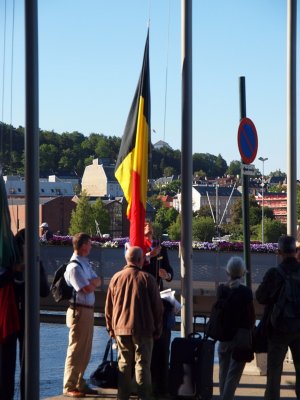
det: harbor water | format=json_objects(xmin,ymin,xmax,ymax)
[{"xmin": 15, "ymin": 322, "xmax": 210, "ymax": 399}]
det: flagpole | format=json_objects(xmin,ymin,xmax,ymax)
[
  {"xmin": 24, "ymin": 0, "xmax": 40, "ymax": 398},
  {"xmin": 180, "ymin": 0, "xmax": 193, "ymax": 337},
  {"xmin": 287, "ymin": 0, "xmax": 297, "ymax": 237}
]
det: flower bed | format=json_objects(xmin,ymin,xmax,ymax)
[{"xmin": 41, "ymin": 235, "xmax": 278, "ymax": 253}]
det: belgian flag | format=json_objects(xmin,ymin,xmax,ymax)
[{"xmin": 115, "ymin": 31, "xmax": 151, "ymax": 249}]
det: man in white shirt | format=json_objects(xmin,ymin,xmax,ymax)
[{"xmin": 63, "ymin": 232, "xmax": 101, "ymax": 398}]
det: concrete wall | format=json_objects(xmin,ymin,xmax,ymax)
[{"xmin": 41, "ymin": 245, "xmax": 279, "ymax": 294}]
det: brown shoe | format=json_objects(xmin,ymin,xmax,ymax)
[{"xmin": 64, "ymin": 390, "xmax": 86, "ymax": 398}]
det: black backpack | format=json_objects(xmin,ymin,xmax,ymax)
[
  {"xmin": 50, "ymin": 260, "xmax": 82, "ymax": 303},
  {"xmin": 271, "ymin": 266, "xmax": 300, "ymax": 333},
  {"xmin": 206, "ymin": 285, "xmax": 238, "ymax": 341}
]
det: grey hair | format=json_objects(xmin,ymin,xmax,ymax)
[{"xmin": 226, "ymin": 256, "xmax": 246, "ymax": 279}]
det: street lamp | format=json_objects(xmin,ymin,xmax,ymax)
[{"xmin": 258, "ymin": 157, "xmax": 268, "ymax": 243}]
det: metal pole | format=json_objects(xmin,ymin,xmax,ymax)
[
  {"xmin": 24, "ymin": 0, "xmax": 40, "ymax": 398},
  {"xmin": 180, "ymin": 0, "xmax": 193, "ymax": 337},
  {"xmin": 239, "ymin": 77, "xmax": 251, "ymax": 288},
  {"xmin": 262, "ymin": 161, "xmax": 264, "ymax": 243},
  {"xmin": 258, "ymin": 157, "xmax": 268, "ymax": 243},
  {"xmin": 287, "ymin": 0, "xmax": 297, "ymax": 237}
]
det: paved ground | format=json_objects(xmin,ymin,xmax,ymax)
[{"xmin": 43, "ymin": 361, "xmax": 297, "ymax": 399}]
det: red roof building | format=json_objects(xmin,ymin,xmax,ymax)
[{"xmin": 255, "ymin": 192, "xmax": 287, "ymax": 224}]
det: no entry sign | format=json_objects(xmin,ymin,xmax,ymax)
[{"xmin": 237, "ymin": 118, "xmax": 258, "ymax": 165}]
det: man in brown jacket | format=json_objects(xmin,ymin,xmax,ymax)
[{"xmin": 105, "ymin": 246, "xmax": 163, "ymax": 400}]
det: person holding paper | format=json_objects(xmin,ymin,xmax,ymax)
[{"xmin": 143, "ymin": 220, "xmax": 174, "ymax": 397}]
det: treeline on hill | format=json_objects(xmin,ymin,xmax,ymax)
[{"xmin": 0, "ymin": 122, "xmax": 241, "ymax": 179}]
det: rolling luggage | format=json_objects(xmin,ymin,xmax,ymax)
[{"xmin": 169, "ymin": 315, "xmax": 215, "ymax": 400}]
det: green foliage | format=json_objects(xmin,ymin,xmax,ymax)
[
  {"xmin": 159, "ymin": 180, "xmax": 181, "ymax": 196},
  {"xmin": 92, "ymin": 198, "xmax": 110, "ymax": 235},
  {"xmin": 193, "ymin": 205, "xmax": 215, "ymax": 219},
  {"xmin": 69, "ymin": 192, "xmax": 94, "ymax": 235},
  {"xmin": 222, "ymin": 223, "xmax": 243, "ymax": 241},
  {"xmin": 230, "ymin": 196, "xmax": 273, "ymax": 226},
  {"xmin": 226, "ymin": 160, "xmax": 241, "ymax": 176},
  {"xmin": 154, "ymin": 206, "xmax": 179, "ymax": 233},
  {"xmin": 193, "ymin": 153, "xmax": 227, "ymax": 177},
  {"xmin": 163, "ymin": 166, "xmax": 176, "ymax": 177},
  {"xmin": 269, "ymin": 169, "xmax": 286, "ymax": 178},
  {"xmin": 252, "ymin": 218, "xmax": 286, "ymax": 243},
  {"xmin": 192, "ymin": 216, "xmax": 216, "ymax": 241},
  {"xmin": 69, "ymin": 192, "xmax": 110, "ymax": 236},
  {"xmin": 268, "ymin": 184, "xmax": 286, "ymax": 193},
  {"xmin": 167, "ymin": 215, "xmax": 181, "ymax": 240},
  {"xmin": 148, "ymin": 195, "xmax": 163, "ymax": 211}
]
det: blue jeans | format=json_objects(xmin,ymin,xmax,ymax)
[
  {"xmin": 218, "ymin": 341, "xmax": 245, "ymax": 400},
  {"xmin": 265, "ymin": 330, "xmax": 300, "ymax": 400},
  {"xmin": 116, "ymin": 335, "xmax": 153, "ymax": 400}
]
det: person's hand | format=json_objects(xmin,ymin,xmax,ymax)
[
  {"xmin": 90, "ymin": 277, "xmax": 102, "ymax": 288},
  {"xmin": 150, "ymin": 246, "xmax": 161, "ymax": 258},
  {"xmin": 159, "ymin": 268, "xmax": 171, "ymax": 280}
]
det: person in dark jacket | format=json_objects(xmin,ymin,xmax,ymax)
[
  {"xmin": 256, "ymin": 235, "xmax": 300, "ymax": 400},
  {"xmin": 0, "ymin": 228, "xmax": 50, "ymax": 400},
  {"xmin": 142, "ymin": 220, "xmax": 174, "ymax": 397},
  {"xmin": 218, "ymin": 256, "xmax": 255, "ymax": 400}
]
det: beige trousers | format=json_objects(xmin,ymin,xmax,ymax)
[
  {"xmin": 63, "ymin": 307, "xmax": 94, "ymax": 393},
  {"xmin": 116, "ymin": 335, "xmax": 153, "ymax": 400}
]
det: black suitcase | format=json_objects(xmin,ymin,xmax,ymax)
[{"xmin": 169, "ymin": 315, "xmax": 215, "ymax": 399}]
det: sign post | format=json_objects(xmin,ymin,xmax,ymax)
[{"xmin": 238, "ymin": 78, "xmax": 258, "ymax": 288}]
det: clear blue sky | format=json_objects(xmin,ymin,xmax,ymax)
[{"xmin": 0, "ymin": 0, "xmax": 297, "ymax": 176}]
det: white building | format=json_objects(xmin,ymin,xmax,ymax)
[
  {"xmin": 81, "ymin": 158, "xmax": 123, "ymax": 197},
  {"xmin": 4, "ymin": 175, "xmax": 75, "ymax": 197},
  {"xmin": 173, "ymin": 185, "xmax": 241, "ymax": 224}
]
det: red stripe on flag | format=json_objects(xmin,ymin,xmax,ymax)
[{"xmin": 129, "ymin": 170, "xmax": 146, "ymax": 249}]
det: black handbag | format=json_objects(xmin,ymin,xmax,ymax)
[{"xmin": 90, "ymin": 338, "xmax": 118, "ymax": 388}]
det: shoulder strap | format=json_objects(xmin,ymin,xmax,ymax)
[
  {"xmin": 67, "ymin": 259, "xmax": 83, "ymax": 270},
  {"xmin": 67, "ymin": 260, "xmax": 83, "ymax": 311}
]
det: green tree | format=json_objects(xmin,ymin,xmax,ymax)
[
  {"xmin": 230, "ymin": 196, "xmax": 272, "ymax": 226},
  {"xmin": 154, "ymin": 207, "xmax": 179, "ymax": 233},
  {"xmin": 192, "ymin": 216, "xmax": 216, "ymax": 241},
  {"xmin": 226, "ymin": 160, "xmax": 242, "ymax": 176},
  {"xmin": 194, "ymin": 205, "xmax": 215, "ymax": 219},
  {"xmin": 148, "ymin": 195, "xmax": 163, "ymax": 211},
  {"xmin": 163, "ymin": 166, "xmax": 176, "ymax": 177},
  {"xmin": 92, "ymin": 199, "xmax": 110, "ymax": 236},
  {"xmin": 69, "ymin": 192, "xmax": 94, "ymax": 235},
  {"xmin": 194, "ymin": 170, "xmax": 206, "ymax": 180},
  {"xmin": 160, "ymin": 180, "xmax": 181, "ymax": 196},
  {"xmin": 167, "ymin": 215, "xmax": 181, "ymax": 240},
  {"xmin": 269, "ymin": 169, "xmax": 286, "ymax": 178},
  {"xmin": 39, "ymin": 143, "xmax": 60, "ymax": 175},
  {"xmin": 253, "ymin": 218, "xmax": 286, "ymax": 243}
]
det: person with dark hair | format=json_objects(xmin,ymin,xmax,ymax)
[
  {"xmin": 256, "ymin": 235, "xmax": 300, "ymax": 400},
  {"xmin": 63, "ymin": 232, "xmax": 102, "ymax": 398},
  {"xmin": 105, "ymin": 246, "xmax": 163, "ymax": 400},
  {"xmin": 142, "ymin": 220, "xmax": 174, "ymax": 397},
  {"xmin": 0, "ymin": 228, "xmax": 50, "ymax": 400}
]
